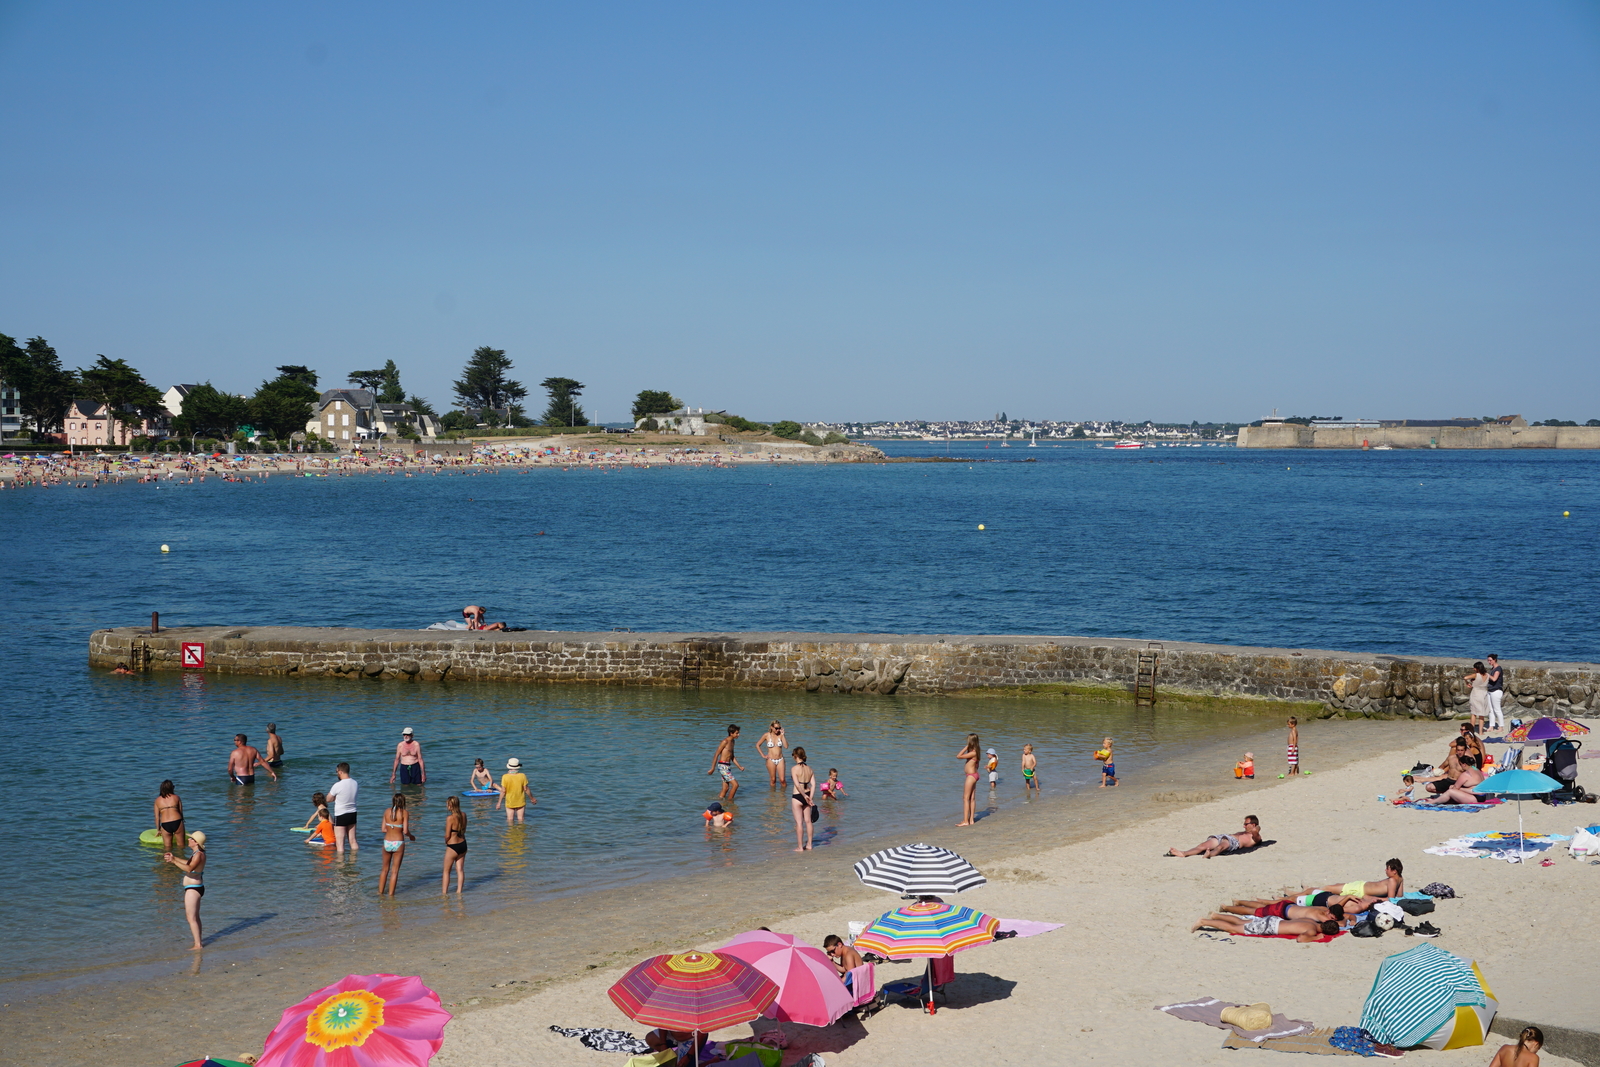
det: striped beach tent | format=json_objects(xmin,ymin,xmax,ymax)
[
  {"xmin": 1359, "ymin": 943, "xmax": 1497, "ymax": 1049},
  {"xmin": 853, "ymin": 843, "xmax": 986, "ymax": 896}
]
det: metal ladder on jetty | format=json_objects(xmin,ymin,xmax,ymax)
[
  {"xmin": 681, "ymin": 647, "xmax": 703, "ymax": 689},
  {"xmin": 1134, "ymin": 643, "xmax": 1162, "ymax": 706}
]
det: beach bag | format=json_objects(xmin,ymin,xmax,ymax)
[
  {"xmin": 1571, "ymin": 827, "xmax": 1600, "ymax": 858},
  {"xmin": 1398, "ymin": 898, "xmax": 1435, "ymax": 916},
  {"xmin": 810, "ymin": 803, "xmax": 820, "ymax": 823},
  {"xmin": 1350, "ymin": 918, "xmax": 1384, "ymax": 938},
  {"xmin": 1420, "ymin": 882, "xmax": 1456, "ymax": 898}
]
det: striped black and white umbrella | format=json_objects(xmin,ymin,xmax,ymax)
[{"xmin": 852, "ymin": 843, "xmax": 986, "ymax": 896}]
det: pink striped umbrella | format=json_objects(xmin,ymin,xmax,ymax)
[
  {"xmin": 718, "ymin": 930, "xmax": 855, "ymax": 1028},
  {"xmin": 608, "ymin": 951, "xmax": 778, "ymax": 1033}
]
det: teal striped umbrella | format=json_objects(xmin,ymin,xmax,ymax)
[{"xmin": 1360, "ymin": 944, "xmax": 1497, "ymax": 1049}]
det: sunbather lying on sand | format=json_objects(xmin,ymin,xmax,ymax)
[
  {"xmin": 1218, "ymin": 899, "xmax": 1345, "ymax": 924},
  {"xmin": 1166, "ymin": 816, "xmax": 1260, "ymax": 858},
  {"xmin": 1192, "ymin": 912, "xmax": 1341, "ymax": 942},
  {"xmin": 1304, "ymin": 858, "xmax": 1403, "ymax": 900}
]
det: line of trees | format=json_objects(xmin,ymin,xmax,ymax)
[{"xmin": 1, "ymin": 333, "xmax": 167, "ymax": 440}]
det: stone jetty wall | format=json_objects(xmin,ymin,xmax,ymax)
[
  {"xmin": 1238, "ymin": 423, "xmax": 1600, "ymax": 449},
  {"xmin": 88, "ymin": 626, "xmax": 1600, "ymax": 720}
]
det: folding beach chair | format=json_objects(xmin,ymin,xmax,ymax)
[{"xmin": 843, "ymin": 962, "xmax": 883, "ymax": 1018}]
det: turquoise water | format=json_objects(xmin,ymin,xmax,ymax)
[{"xmin": 0, "ymin": 442, "xmax": 1595, "ymax": 983}]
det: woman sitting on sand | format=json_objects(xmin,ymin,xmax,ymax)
[
  {"xmin": 1433, "ymin": 755, "xmax": 1485, "ymax": 805},
  {"xmin": 1489, "ymin": 1026, "xmax": 1543, "ymax": 1067}
]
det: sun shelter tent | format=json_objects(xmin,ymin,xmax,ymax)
[{"xmin": 1360, "ymin": 943, "xmax": 1497, "ymax": 1050}]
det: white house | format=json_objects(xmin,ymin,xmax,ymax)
[
  {"xmin": 163, "ymin": 384, "xmax": 198, "ymax": 419},
  {"xmin": 637, "ymin": 406, "xmax": 722, "ymax": 435}
]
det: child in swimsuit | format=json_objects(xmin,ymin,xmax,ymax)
[
  {"xmin": 1234, "ymin": 752, "xmax": 1255, "ymax": 779},
  {"xmin": 819, "ymin": 768, "xmax": 847, "ymax": 797},
  {"xmin": 703, "ymin": 801, "xmax": 734, "ymax": 829},
  {"xmin": 1098, "ymin": 738, "xmax": 1116, "ymax": 787},
  {"xmin": 301, "ymin": 791, "xmax": 335, "ymax": 846},
  {"xmin": 470, "ymin": 759, "xmax": 494, "ymax": 791},
  {"xmin": 1021, "ymin": 744, "xmax": 1039, "ymax": 795},
  {"xmin": 379, "ymin": 792, "xmax": 415, "ymax": 896},
  {"xmin": 986, "ymin": 749, "xmax": 999, "ymax": 786}
]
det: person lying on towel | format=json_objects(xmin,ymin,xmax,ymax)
[
  {"xmin": 1192, "ymin": 912, "xmax": 1340, "ymax": 942},
  {"xmin": 1216, "ymin": 898, "xmax": 1348, "ymax": 927},
  {"xmin": 1166, "ymin": 815, "xmax": 1261, "ymax": 858}
]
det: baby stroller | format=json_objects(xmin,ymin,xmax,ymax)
[{"xmin": 1540, "ymin": 737, "xmax": 1588, "ymax": 804}]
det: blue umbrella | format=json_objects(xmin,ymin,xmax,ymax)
[{"xmin": 1475, "ymin": 769, "xmax": 1559, "ymax": 862}]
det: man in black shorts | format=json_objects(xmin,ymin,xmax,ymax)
[
  {"xmin": 327, "ymin": 762, "xmax": 359, "ymax": 852},
  {"xmin": 227, "ymin": 733, "xmax": 277, "ymax": 785}
]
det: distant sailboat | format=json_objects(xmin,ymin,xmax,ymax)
[{"xmin": 1028, "ymin": 433, "xmax": 1037, "ymax": 447}]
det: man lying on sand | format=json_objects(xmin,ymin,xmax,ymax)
[
  {"xmin": 1166, "ymin": 815, "xmax": 1261, "ymax": 858},
  {"xmin": 1217, "ymin": 898, "xmax": 1346, "ymax": 925},
  {"xmin": 1192, "ymin": 912, "xmax": 1341, "ymax": 942},
  {"xmin": 1304, "ymin": 858, "xmax": 1404, "ymax": 900}
]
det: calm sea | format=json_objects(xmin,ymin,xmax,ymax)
[{"xmin": 1, "ymin": 441, "xmax": 1595, "ymax": 985}]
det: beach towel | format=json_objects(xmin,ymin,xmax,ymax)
[
  {"xmin": 548, "ymin": 1026, "xmax": 650, "ymax": 1054},
  {"xmin": 1425, "ymin": 832, "xmax": 1566, "ymax": 859},
  {"xmin": 1155, "ymin": 997, "xmax": 1314, "ymax": 1042},
  {"xmin": 1403, "ymin": 800, "xmax": 1503, "ymax": 812},
  {"xmin": 1220, "ymin": 1027, "xmax": 1360, "ymax": 1055},
  {"xmin": 1238, "ymin": 930, "xmax": 1344, "ymax": 943}
]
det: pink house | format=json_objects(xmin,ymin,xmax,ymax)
[{"xmin": 52, "ymin": 399, "xmax": 168, "ymax": 447}]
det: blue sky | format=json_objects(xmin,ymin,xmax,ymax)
[{"xmin": 2, "ymin": 2, "xmax": 1597, "ymax": 423}]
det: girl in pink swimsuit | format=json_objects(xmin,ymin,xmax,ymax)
[{"xmin": 956, "ymin": 733, "xmax": 980, "ymax": 827}]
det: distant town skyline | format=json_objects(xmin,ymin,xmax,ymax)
[{"xmin": 3, "ymin": 4, "xmax": 1597, "ymax": 424}]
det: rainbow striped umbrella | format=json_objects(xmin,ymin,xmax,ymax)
[
  {"xmin": 608, "ymin": 950, "xmax": 779, "ymax": 1034},
  {"xmin": 1506, "ymin": 717, "xmax": 1588, "ymax": 743},
  {"xmin": 853, "ymin": 899, "xmax": 1000, "ymax": 960}
]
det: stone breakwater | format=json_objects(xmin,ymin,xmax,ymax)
[{"xmin": 88, "ymin": 626, "xmax": 1599, "ymax": 719}]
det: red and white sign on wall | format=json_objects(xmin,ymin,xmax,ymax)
[{"xmin": 181, "ymin": 642, "xmax": 205, "ymax": 669}]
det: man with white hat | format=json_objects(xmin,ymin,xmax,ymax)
[{"xmin": 390, "ymin": 727, "xmax": 426, "ymax": 786}]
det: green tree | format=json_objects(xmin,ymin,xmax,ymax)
[
  {"xmin": 631, "ymin": 389, "xmax": 681, "ymax": 421},
  {"xmin": 407, "ymin": 394, "xmax": 437, "ymax": 417},
  {"xmin": 1, "ymin": 336, "xmax": 79, "ymax": 433},
  {"xmin": 439, "ymin": 410, "xmax": 475, "ymax": 432},
  {"xmin": 377, "ymin": 359, "xmax": 404, "ymax": 402},
  {"xmin": 274, "ymin": 365, "xmax": 319, "ymax": 389},
  {"xmin": 79, "ymin": 355, "xmax": 166, "ymax": 443},
  {"xmin": 452, "ymin": 346, "xmax": 526, "ymax": 411},
  {"xmin": 176, "ymin": 383, "xmax": 250, "ymax": 438},
  {"xmin": 250, "ymin": 369, "xmax": 319, "ymax": 439},
  {"xmin": 540, "ymin": 376, "xmax": 588, "ymax": 427},
  {"xmin": 770, "ymin": 420, "xmax": 802, "ymax": 439},
  {"xmin": 720, "ymin": 414, "xmax": 769, "ymax": 433},
  {"xmin": 347, "ymin": 368, "xmax": 387, "ymax": 393}
]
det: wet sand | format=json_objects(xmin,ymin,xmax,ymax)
[{"xmin": 13, "ymin": 716, "xmax": 1561, "ymax": 1066}]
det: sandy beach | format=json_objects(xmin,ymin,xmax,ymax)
[{"xmin": 7, "ymin": 716, "xmax": 1594, "ymax": 1067}]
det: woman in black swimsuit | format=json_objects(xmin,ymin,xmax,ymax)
[
  {"xmin": 441, "ymin": 795, "xmax": 468, "ymax": 894},
  {"xmin": 790, "ymin": 747, "xmax": 816, "ymax": 852},
  {"xmin": 154, "ymin": 779, "xmax": 186, "ymax": 853}
]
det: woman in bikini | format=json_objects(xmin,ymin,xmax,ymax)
[
  {"xmin": 441, "ymin": 795, "xmax": 468, "ymax": 894},
  {"xmin": 164, "ymin": 829, "xmax": 207, "ymax": 951},
  {"xmin": 470, "ymin": 759, "xmax": 494, "ymax": 791},
  {"xmin": 154, "ymin": 779, "xmax": 186, "ymax": 853},
  {"xmin": 790, "ymin": 746, "xmax": 816, "ymax": 851},
  {"xmin": 759, "ymin": 722, "xmax": 788, "ymax": 789},
  {"xmin": 956, "ymin": 733, "xmax": 980, "ymax": 826},
  {"xmin": 379, "ymin": 792, "xmax": 415, "ymax": 896}
]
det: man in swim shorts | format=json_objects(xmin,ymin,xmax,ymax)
[
  {"xmin": 1192, "ymin": 912, "xmax": 1340, "ymax": 943},
  {"xmin": 227, "ymin": 733, "xmax": 277, "ymax": 785},
  {"xmin": 327, "ymin": 762, "xmax": 359, "ymax": 852},
  {"xmin": 1305, "ymin": 858, "xmax": 1404, "ymax": 900},
  {"xmin": 390, "ymin": 727, "xmax": 426, "ymax": 785},
  {"xmin": 707, "ymin": 724, "xmax": 744, "ymax": 801},
  {"xmin": 1166, "ymin": 816, "xmax": 1261, "ymax": 858},
  {"xmin": 1219, "ymin": 898, "xmax": 1342, "ymax": 924},
  {"xmin": 265, "ymin": 723, "xmax": 284, "ymax": 768}
]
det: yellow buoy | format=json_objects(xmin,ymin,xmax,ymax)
[
  {"xmin": 160, "ymin": 544, "xmax": 170, "ymax": 553},
  {"xmin": 977, "ymin": 524, "xmax": 985, "ymax": 530},
  {"xmin": 1564, "ymin": 511, "xmax": 1571, "ymax": 517}
]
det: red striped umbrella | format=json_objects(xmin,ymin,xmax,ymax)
[{"xmin": 608, "ymin": 951, "xmax": 779, "ymax": 1034}]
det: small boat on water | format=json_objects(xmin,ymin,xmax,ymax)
[
  {"xmin": 1112, "ymin": 439, "xmax": 1145, "ymax": 449},
  {"xmin": 1372, "ymin": 444, "xmax": 1394, "ymax": 451}
]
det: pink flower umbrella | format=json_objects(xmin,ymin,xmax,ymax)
[
  {"xmin": 258, "ymin": 974, "xmax": 452, "ymax": 1067},
  {"xmin": 718, "ymin": 930, "xmax": 855, "ymax": 1029}
]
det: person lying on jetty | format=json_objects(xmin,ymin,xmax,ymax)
[
  {"xmin": 1305, "ymin": 858, "xmax": 1404, "ymax": 900},
  {"xmin": 1217, "ymin": 898, "xmax": 1345, "ymax": 925},
  {"xmin": 462, "ymin": 605, "xmax": 506, "ymax": 631},
  {"xmin": 1166, "ymin": 815, "xmax": 1261, "ymax": 857},
  {"xmin": 1192, "ymin": 912, "xmax": 1340, "ymax": 942}
]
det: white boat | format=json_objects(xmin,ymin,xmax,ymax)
[
  {"xmin": 1112, "ymin": 439, "xmax": 1145, "ymax": 449},
  {"xmin": 1028, "ymin": 433, "xmax": 1037, "ymax": 447},
  {"xmin": 1372, "ymin": 444, "xmax": 1394, "ymax": 451}
]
